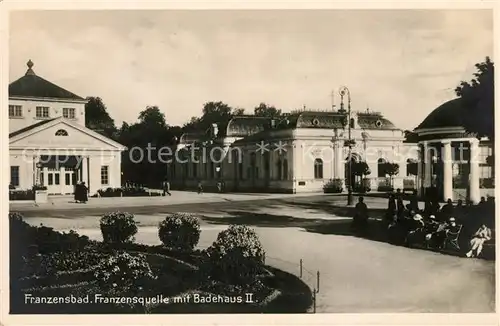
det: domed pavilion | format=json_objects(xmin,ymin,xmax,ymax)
[{"xmin": 413, "ymin": 98, "xmax": 494, "ymax": 203}]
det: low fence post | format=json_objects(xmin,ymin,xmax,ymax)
[
  {"xmin": 299, "ymin": 259, "xmax": 303, "ymax": 278},
  {"xmin": 316, "ymin": 271, "xmax": 320, "ymax": 293}
]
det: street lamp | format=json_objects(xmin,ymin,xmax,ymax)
[{"xmin": 339, "ymin": 86, "xmax": 354, "ymax": 206}]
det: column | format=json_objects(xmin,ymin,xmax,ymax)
[
  {"xmin": 469, "ymin": 139, "xmax": 480, "ymax": 204},
  {"xmin": 337, "ymin": 145, "xmax": 345, "ymax": 188},
  {"xmin": 60, "ymin": 166, "xmax": 66, "ymax": 194},
  {"xmin": 417, "ymin": 144, "xmax": 423, "ymax": 196},
  {"xmin": 334, "ymin": 141, "xmax": 342, "ymax": 180},
  {"xmin": 423, "ymin": 142, "xmax": 432, "ymax": 188},
  {"xmin": 81, "ymin": 156, "xmax": 88, "ymax": 185},
  {"xmin": 442, "ymin": 140, "xmax": 453, "ymax": 201},
  {"xmin": 42, "ymin": 167, "xmax": 48, "ymax": 186}
]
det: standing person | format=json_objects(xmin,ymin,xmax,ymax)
[
  {"xmin": 216, "ymin": 181, "xmax": 222, "ymax": 193},
  {"xmin": 440, "ymin": 198, "xmax": 454, "ymax": 220},
  {"xmin": 396, "ymin": 189, "xmax": 405, "ymax": 219},
  {"xmin": 385, "ymin": 194, "xmax": 397, "ymax": 224},
  {"xmin": 197, "ymin": 181, "xmax": 203, "ymax": 194},
  {"xmin": 74, "ymin": 181, "xmax": 82, "ymax": 203},
  {"xmin": 80, "ymin": 182, "xmax": 88, "ymax": 204},
  {"xmin": 466, "ymin": 224, "xmax": 492, "ymax": 258},
  {"xmin": 353, "ymin": 196, "xmax": 369, "ymax": 232},
  {"xmin": 410, "ymin": 190, "xmax": 419, "ymax": 212},
  {"xmin": 162, "ymin": 179, "xmax": 172, "ymax": 196}
]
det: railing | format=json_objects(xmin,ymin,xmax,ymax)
[
  {"xmin": 195, "ymin": 243, "xmax": 320, "ymax": 313},
  {"xmin": 264, "ymin": 256, "xmax": 321, "ymax": 313}
]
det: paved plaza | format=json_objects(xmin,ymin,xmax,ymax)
[{"xmin": 13, "ymin": 194, "xmax": 495, "ymax": 313}]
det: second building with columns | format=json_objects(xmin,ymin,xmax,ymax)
[{"xmin": 414, "ymin": 98, "xmax": 494, "ymax": 203}]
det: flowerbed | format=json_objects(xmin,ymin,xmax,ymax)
[
  {"xmin": 92, "ymin": 187, "xmax": 162, "ymax": 198},
  {"xmin": 10, "ymin": 213, "xmax": 313, "ymax": 314}
]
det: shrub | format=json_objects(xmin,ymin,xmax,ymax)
[
  {"xmin": 9, "ymin": 190, "xmax": 35, "ymax": 200},
  {"xmin": 93, "ymin": 251, "xmax": 156, "ymax": 295},
  {"xmin": 100, "ymin": 212, "xmax": 138, "ymax": 244},
  {"xmin": 323, "ymin": 179, "xmax": 343, "ymax": 193},
  {"xmin": 204, "ymin": 225, "xmax": 265, "ymax": 285},
  {"xmin": 158, "ymin": 213, "xmax": 201, "ymax": 251}
]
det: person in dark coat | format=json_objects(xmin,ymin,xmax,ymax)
[
  {"xmin": 440, "ymin": 198, "xmax": 454, "ymax": 220},
  {"xmin": 396, "ymin": 189, "xmax": 405, "ymax": 219},
  {"xmin": 385, "ymin": 194, "xmax": 397, "ymax": 224},
  {"xmin": 80, "ymin": 182, "xmax": 88, "ymax": 203},
  {"xmin": 74, "ymin": 182, "xmax": 82, "ymax": 203},
  {"xmin": 162, "ymin": 179, "xmax": 171, "ymax": 196},
  {"xmin": 409, "ymin": 190, "xmax": 419, "ymax": 212},
  {"xmin": 353, "ymin": 196, "xmax": 369, "ymax": 232}
]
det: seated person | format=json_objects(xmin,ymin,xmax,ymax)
[
  {"xmin": 410, "ymin": 213, "xmax": 425, "ymax": 230},
  {"xmin": 466, "ymin": 224, "xmax": 492, "ymax": 258},
  {"xmin": 433, "ymin": 217, "xmax": 460, "ymax": 249}
]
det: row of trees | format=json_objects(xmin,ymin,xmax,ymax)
[{"xmin": 85, "ymin": 100, "xmax": 283, "ymax": 186}]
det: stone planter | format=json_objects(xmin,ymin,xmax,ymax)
[{"xmin": 35, "ymin": 190, "xmax": 48, "ymax": 204}]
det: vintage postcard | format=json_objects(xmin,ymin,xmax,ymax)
[{"xmin": 1, "ymin": 1, "xmax": 497, "ymax": 325}]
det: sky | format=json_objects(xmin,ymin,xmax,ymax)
[{"xmin": 9, "ymin": 9, "xmax": 493, "ymax": 130}]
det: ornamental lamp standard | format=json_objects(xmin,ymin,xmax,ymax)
[{"xmin": 339, "ymin": 86, "xmax": 354, "ymax": 206}]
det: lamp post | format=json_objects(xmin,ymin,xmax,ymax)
[{"xmin": 339, "ymin": 86, "xmax": 353, "ymax": 206}]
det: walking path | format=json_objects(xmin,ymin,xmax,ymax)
[{"xmin": 9, "ymin": 191, "xmax": 329, "ymax": 211}]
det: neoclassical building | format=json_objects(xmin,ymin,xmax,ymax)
[
  {"xmin": 9, "ymin": 60, "xmax": 125, "ymax": 195},
  {"xmin": 413, "ymin": 98, "xmax": 494, "ymax": 203},
  {"xmin": 168, "ymin": 109, "xmax": 419, "ymax": 193}
]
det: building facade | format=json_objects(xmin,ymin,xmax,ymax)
[
  {"xmin": 413, "ymin": 98, "xmax": 494, "ymax": 203},
  {"xmin": 168, "ymin": 109, "xmax": 419, "ymax": 193},
  {"xmin": 8, "ymin": 60, "xmax": 125, "ymax": 195}
]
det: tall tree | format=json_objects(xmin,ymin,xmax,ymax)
[
  {"xmin": 138, "ymin": 106, "xmax": 167, "ymax": 128},
  {"xmin": 254, "ymin": 103, "xmax": 282, "ymax": 117},
  {"xmin": 85, "ymin": 97, "xmax": 118, "ymax": 139},
  {"xmin": 455, "ymin": 57, "xmax": 494, "ymax": 140}
]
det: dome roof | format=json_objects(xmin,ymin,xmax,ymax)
[{"xmin": 416, "ymin": 98, "xmax": 467, "ymax": 130}]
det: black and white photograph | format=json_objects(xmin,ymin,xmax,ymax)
[{"xmin": 3, "ymin": 4, "xmax": 496, "ymax": 321}]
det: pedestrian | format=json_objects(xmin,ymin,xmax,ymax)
[
  {"xmin": 162, "ymin": 179, "xmax": 172, "ymax": 196},
  {"xmin": 80, "ymin": 182, "xmax": 88, "ymax": 203},
  {"xmin": 410, "ymin": 190, "xmax": 419, "ymax": 212},
  {"xmin": 440, "ymin": 198, "xmax": 454, "ymax": 220},
  {"xmin": 466, "ymin": 224, "xmax": 492, "ymax": 258},
  {"xmin": 74, "ymin": 181, "xmax": 81, "ymax": 203},
  {"xmin": 216, "ymin": 181, "xmax": 222, "ymax": 193},
  {"xmin": 197, "ymin": 181, "xmax": 203, "ymax": 194},
  {"xmin": 353, "ymin": 196, "xmax": 369, "ymax": 232},
  {"xmin": 396, "ymin": 189, "xmax": 405, "ymax": 219}
]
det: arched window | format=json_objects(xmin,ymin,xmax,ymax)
[
  {"xmin": 276, "ymin": 159, "xmax": 283, "ymax": 180},
  {"xmin": 314, "ymin": 158, "xmax": 323, "ymax": 179},
  {"xmin": 377, "ymin": 158, "xmax": 387, "ymax": 177},
  {"xmin": 55, "ymin": 129, "xmax": 68, "ymax": 136},
  {"xmin": 283, "ymin": 159, "xmax": 288, "ymax": 180}
]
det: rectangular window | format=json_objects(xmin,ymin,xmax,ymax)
[
  {"xmin": 65, "ymin": 173, "xmax": 71, "ymax": 185},
  {"xmin": 36, "ymin": 106, "xmax": 50, "ymax": 118},
  {"xmin": 8, "ymin": 105, "xmax": 23, "ymax": 117},
  {"xmin": 478, "ymin": 146, "xmax": 491, "ymax": 164},
  {"xmin": 480, "ymin": 166, "xmax": 492, "ymax": 178},
  {"xmin": 54, "ymin": 173, "xmax": 60, "ymax": 185},
  {"xmin": 101, "ymin": 166, "xmax": 109, "ymax": 185},
  {"xmin": 48, "ymin": 173, "xmax": 53, "ymax": 185},
  {"xmin": 63, "ymin": 108, "xmax": 76, "ymax": 119},
  {"xmin": 10, "ymin": 166, "xmax": 19, "ymax": 186}
]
